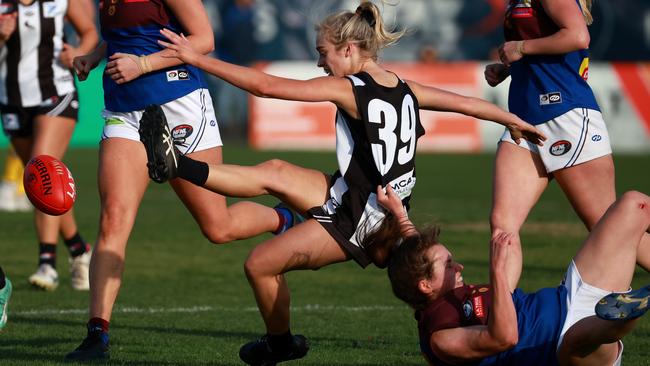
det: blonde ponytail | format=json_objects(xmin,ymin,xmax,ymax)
[
  {"xmin": 579, "ymin": 0, "xmax": 593, "ymax": 25},
  {"xmin": 316, "ymin": 1, "xmax": 405, "ymax": 60}
]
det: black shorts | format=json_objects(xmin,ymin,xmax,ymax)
[
  {"xmin": 1, "ymin": 92, "xmax": 79, "ymax": 138},
  {"xmin": 307, "ymin": 173, "xmax": 385, "ymax": 269}
]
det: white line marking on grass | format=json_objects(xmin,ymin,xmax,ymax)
[{"xmin": 14, "ymin": 304, "xmax": 402, "ymax": 317}]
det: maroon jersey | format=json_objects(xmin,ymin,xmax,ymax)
[{"xmin": 416, "ymin": 284, "xmax": 492, "ymax": 365}]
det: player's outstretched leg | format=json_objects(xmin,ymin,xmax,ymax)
[
  {"xmin": 64, "ymin": 321, "xmax": 110, "ymax": 361},
  {"xmin": 139, "ymin": 104, "xmax": 179, "ymax": 183},
  {"xmin": 239, "ymin": 333, "xmax": 309, "ymax": 366},
  {"xmin": 0, "ymin": 277, "xmax": 12, "ymax": 330},
  {"xmin": 596, "ymin": 285, "xmax": 650, "ymax": 321}
]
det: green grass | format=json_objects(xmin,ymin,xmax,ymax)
[{"xmin": 0, "ymin": 147, "xmax": 649, "ymax": 365}]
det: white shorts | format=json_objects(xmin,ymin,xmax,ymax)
[
  {"xmin": 558, "ymin": 260, "xmax": 624, "ymax": 366},
  {"xmin": 500, "ymin": 108, "xmax": 612, "ymax": 173},
  {"xmin": 101, "ymin": 88, "xmax": 222, "ymax": 154}
]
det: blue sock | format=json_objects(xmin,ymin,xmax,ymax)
[{"xmin": 273, "ymin": 207, "xmax": 294, "ymax": 235}]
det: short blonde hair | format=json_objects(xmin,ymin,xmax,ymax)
[{"xmin": 315, "ymin": 1, "xmax": 405, "ymax": 60}]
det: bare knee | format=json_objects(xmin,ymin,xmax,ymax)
[
  {"xmin": 619, "ymin": 191, "xmax": 650, "ymax": 221},
  {"xmin": 243, "ymin": 248, "xmax": 270, "ymax": 281},
  {"xmin": 255, "ymin": 159, "xmax": 292, "ymax": 193}
]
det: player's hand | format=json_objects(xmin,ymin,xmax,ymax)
[
  {"xmin": 73, "ymin": 52, "xmax": 102, "ymax": 81},
  {"xmin": 484, "ymin": 63, "xmax": 510, "ymax": 87},
  {"xmin": 498, "ymin": 41, "xmax": 525, "ymax": 67},
  {"xmin": 158, "ymin": 28, "xmax": 200, "ymax": 65},
  {"xmin": 59, "ymin": 43, "xmax": 83, "ymax": 69},
  {"xmin": 490, "ymin": 232, "xmax": 512, "ymax": 274},
  {"xmin": 0, "ymin": 12, "xmax": 17, "ymax": 42},
  {"xmin": 376, "ymin": 185, "xmax": 405, "ymax": 217},
  {"xmin": 105, "ymin": 52, "xmax": 144, "ymax": 84},
  {"xmin": 506, "ymin": 118, "xmax": 546, "ymax": 146}
]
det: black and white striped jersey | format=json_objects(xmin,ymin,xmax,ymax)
[
  {"xmin": 0, "ymin": 0, "xmax": 75, "ymax": 107},
  {"xmin": 310, "ymin": 71, "xmax": 425, "ymax": 266}
]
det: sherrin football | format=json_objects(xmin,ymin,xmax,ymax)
[{"xmin": 23, "ymin": 155, "xmax": 76, "ymax": 216}]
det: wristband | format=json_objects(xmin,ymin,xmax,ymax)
[
  {"xmin": 517, "ymin": 40, "xmax": 526, "ymax": 56},
  {"xmin": 139, "ymin": 55, "xmax": 152, "ymax": 74}
]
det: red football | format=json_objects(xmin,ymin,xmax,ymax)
[{"xmin": 23, "ymin": 155, "xmax": 76, "ymax": 216}]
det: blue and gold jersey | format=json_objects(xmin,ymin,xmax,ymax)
[
  {"xmin": 417, "ymin": 285, "xmax": 567, "ymax": 365},
  {"xmin": 504, "ymin": 0, "xmax": 600, "ymax": 125},
  {"xmin": 99, "ymin": 0, "xmax": 206, "ymax": 112}
]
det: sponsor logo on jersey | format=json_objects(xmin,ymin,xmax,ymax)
[
  {"xmin": 473, "ymin": 295, "xmax": 486, "ymax": 319},
  {"xmin": 388, "ymin": 169, "xmax": 416, "ymax": 198},
  {"xmin": 172, "ymin": 124, "xmax": 193, "ymax": 143},
  {"xmin": 539, "ymin": 92, "xmax": 562, "ymax": 106},
  {"xmin": 550, "ymin": 140, "xmax": 572, "ymax": 156},
  {"xmin": 166, "ymin": 70, "xmax": 190, "ymax": 82},
  {"xmin": 579, "ymin": 58, "xmax": 590, "ymax": 80},
  {"xmin": 463, "ymin": 300, "xmax": 473, "ymax": 319},
  {"xmin": 591, "ymin": 134, "xmax": 602, "ymax": 142}
]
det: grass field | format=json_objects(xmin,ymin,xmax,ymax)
[{"xmin": 0, "ymin": 147, "xmax": 649, "ymax": 365}]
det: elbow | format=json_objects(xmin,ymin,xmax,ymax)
[
  {"xmin": 203, "ymin": 40, "xmax": 215, "ymax": 55},
  {"xmin": 196, "ymin": 33, "xmax": 215, "ymax": 55},
  {"xmin": 575, "ymin": 30, "xmax": 590, "ymax": 50},
  {"xmin": 496, "ymin": 331, "xmax": 518, "ymax": 350},
  {"xmin": 253, "ymin": 79, "xmax": 274, "ymax": 98}
]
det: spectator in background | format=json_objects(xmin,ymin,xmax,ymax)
[
  {"xmin": 418, "ymin": 45, "xmax": 439, "ymax": 63},
  {"xmin": 457, "ymin": 0, "xmax": 506, "ymax": 60}
]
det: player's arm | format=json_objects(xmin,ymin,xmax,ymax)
[
  {"xmin": 430, "ymin": 233, "xmax": 518, "ymax": 364},
  {"xmin": 0, "ymin": 12, "xmax": 17, "ymax": 47},
  {"xmin": 499, "ymin": 0, "xmax": 589, "ymax": 66},
  {"xmin": 60, "ymin": 0, "xmax": 99, "ymax": 68},
  {"xmin": 158, "ymin": 28, "xmax": 352, "ymax": 108},
  {"xmin": 407, "ymin": 80, "xmax": 546, "ymax": 145},
  {"xmin": 105, "ymin": 0, "xmax": 214, "ymax": 84}
]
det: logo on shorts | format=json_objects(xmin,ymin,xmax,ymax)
[
  {"xmin": 539, "ymin": 92, "xmax": 562, "ymax": 106},
  {"xmin": 210, "ymin": 120, "xmax": 216, "ymax": 127},
  {"xmin": 40, "ymin": 96, "xmax": 58, "ymax": 107},
  {"xmin": 172, "ymin": 124, "xmax": 193, "ymax": 143},
  {"xmin": 2, "ymin": 113, "xmax": 19, "ymax": 131},
  {"xmin": 166, "ymin": 70, "xmax": 190, "ymax": 81},
  {"xmin": 105, "ymin": 118, "xmax": 125, "ymax": 126},
  {"xmin": 550, "ymin": 140, "xmax": 572, "ymax": 156},
  {"xmin": 591, "ymin": 134, "xmax": 602, "ymax": 142}
]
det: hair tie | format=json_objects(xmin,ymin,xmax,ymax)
[{"xmin": 355, "ymin": 6, "xmax": 376, "ymax": 27}]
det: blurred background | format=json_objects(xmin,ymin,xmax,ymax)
[{"xmin": 1, "ymin": 0, "xmax": 648, "ymax": 152}]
